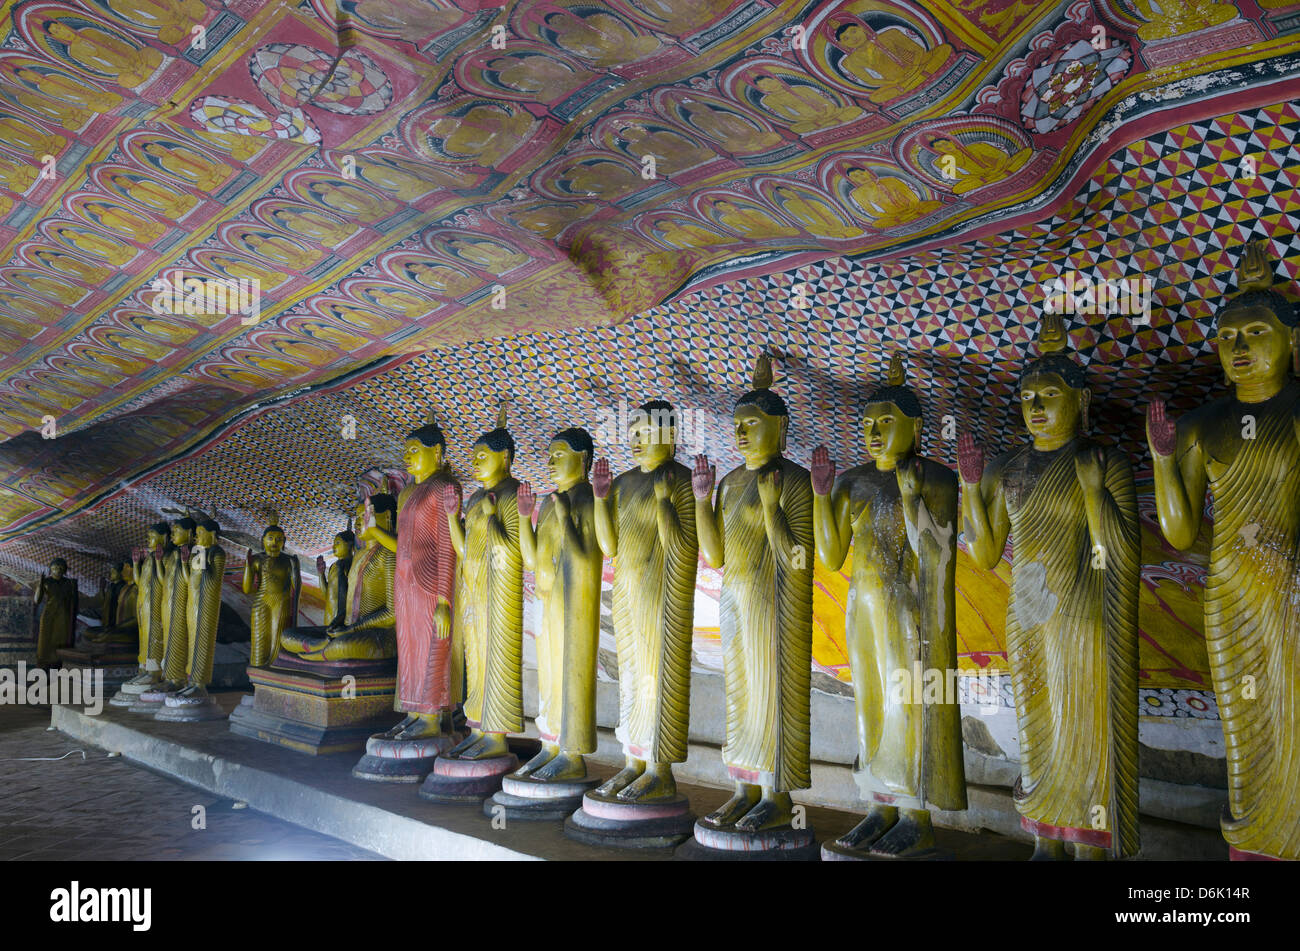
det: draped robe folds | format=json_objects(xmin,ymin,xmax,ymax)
[
  {"xmin": 249, "ymin": 553, "xmax": 295, "ymax": 667},
  {"xmin": 1190, "ymin": 388, "xmax": 1300, "ymax": 859},
  {"xmin": 457, "ymin": 479, "xmax": 523, "ymax": 734},
  {"xmin": 716, "ymin": 458, "xmax": 814, "ymax": 791},
  {"xmin": 837, "ymin": 459, "xmax": 965, "ymax": 812},
  {"xmin": 136, "ymin": 553, "xmax": 166, "ymax": 669},
  {"xmin": 395, "ymin": 474, "xmax": 460, "ymax": 715},
  {"xmin": 36, "ymin": 578, "xmax": 77, "ymax": 665},
  {"xmin": 160, "ymin": 549, "xmax": 190, "ymax": 683},
  {"xmin": 183, "ymin": 546, "xmax": 225, "ymax": 686},
  {"xmin": 610, "ymin": 462, "xmax": 697, "ymax": 764},
  {"xmin": 990, "ymin": 439, "xmax": 1140, "ymax": 856},
  {"xmin": 533, "ymin": 482, "xmax": 602, "ymax": 754}
]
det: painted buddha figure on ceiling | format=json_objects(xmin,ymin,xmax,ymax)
[
  {"xmin": 541, "ymin": 8, "xmax": 659, "ymax": 67},
  {"xmin": 827, "ymin": 17, "xmax": 952, "ymax": 104},
  {"xmin": 923, "ymin": 133, "xmax": 1032, "ymax": 195},
  {"xmin": 959, "ymin": 314, "xmax": 1140, "ymax": 860},
  {"xmin": 1146, "ymin": 241, "xmax": 1300, "ymax": 861},
  {"xmin": 1133, "ymin": 0, "xmax": 1237, "ymax": 41},
  {"xmin": 141, "ymin": 142, "xmax": 229, "ymax": 191},
  {"xmin": 771, "ymin": 186, "xmax": 856, "ymax": 239},
  {"xmin": 10, "ymin": 64, "xmax": 121, "ymax": 113},
  {"xmin": 752, "ymin": 72, "xmax": 862, "ymax": 134},
  {"xmin": 844, "ymin": 165, "xmax": 942, "ymax": 228},
  {"xmin": 42, "ymin": 19, "xmax": 162, "ymax": 89},
  {"xmin": 487, "ymin": 52, "xmax": 593, "ymax": 103},
  {"xmin": 428, "ymin": 104, "xmax": 533, "ymax": 167}
]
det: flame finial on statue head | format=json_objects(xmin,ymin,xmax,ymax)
[
  {"xmin": 885, "ymin": 349, "xmax": 906, "ymax": 387},
  {"xmin": 1038, "ymin": 312, "xmax": 1069, "ymax": 355},
  {"xmin": 752, "ymin": 353, "xmax": 774, "ymax": 391},
  {"xmin": 735, "ymin": 351, "xmax": 789, "ymax": 417},
  {"xmin": 865, "ymin": 348, "xmax": 922, "ymax": 419}
]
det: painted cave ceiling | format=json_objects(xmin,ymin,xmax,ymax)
[{"xmin": 1, "ymin": 0, "xmax": 1300, "ymax": 570}]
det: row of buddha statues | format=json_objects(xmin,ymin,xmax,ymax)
[{"xmin": 64, "ymin": 242, "xmax": 1298, "ymax": 860}]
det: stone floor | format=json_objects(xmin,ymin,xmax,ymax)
[{"xmin": 0, "ymin": 704, "xmax": 384, "ymax": 861}]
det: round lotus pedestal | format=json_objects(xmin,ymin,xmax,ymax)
[
  {"xmin": 109, "ymin": 675, "xmax": 156, "ymax": 708},
  {"xmin": 565, "ymin": 790, "xmax": 696, "ymax": 849},
  {"xmin": 677, "ymin": 819, "xmax": 819, "ymax": 861},
  {"xmin": 352, "ymin": 733, "xmax": 459, "ymax": 783},
  {"xmin": 418, "ymin": 752, "xmax": 518, "ymax": 803},
  {"xmin": 127, "ymin": 682, "xmax": 172, "ymax": 715},
  {"xmin": 484, "ymin": 772, "xmax": 601, "ymax": 822},
  {"xmin": 154, "ymin": 686, "xmax": 225, "ymax": 722},
  {"xmin": 820, "ymin": 839, "xmax": 949, "ymax": 861}
]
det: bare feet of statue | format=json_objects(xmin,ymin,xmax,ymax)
[
  {"xmin": 595, "ymin": 759, "xmax": 644, "ymax": 797},
  {"xmin": 393, "ymin": 713, "xmax": 443, "ymax": 741},
  {"xmin": 835, "ymin": 805, "xmax": 898, "ymax": 849},
  {"xmin": 1029, "ymin": 836, "xmax": 1068, "ymax": 861},
  {"xmin": 531, "ymin": 750, "xmax": 587, "ymax": 781},
  {"xmin": 155, "ymin": 680, "xmax": 183, "ymax": 694},
  {"xmin": 868, "ymin": 808, "xmax": 936, "ymax": 857},
  {"xmin": 127, "ymin": 670, "xmax": 159, "ymax": 686},
  {"xmin": 176, "ymin": 684, "xmax": 207, "ymax": 700},
  {"xmin": 617, "ymin": 761, "xmax": 675, "ymax": 801},
  {"xmin": 702, "ymin": 782, "xmax": 760, "ymax": 828},
  {"xmin": 734, "ymin": 790, "xmax": 795, "ymax": 833},
  {"xmin": 447, "ymin": 727, "xmax": 482, "ymax": 757},
  {"xmin": 379, "ymin": 715, "xmax": 417, "ymax": 740},
  {"xmin": 515, "ymin": 742, "xmax": 559, "ymax": 777},
  {"xmin": 1073, "ymin": 844, "xmax": 1108, "ymax": 861},
  {"xmin": 454, "ymin": 730, "xmax": 509, "ymax": 760}
]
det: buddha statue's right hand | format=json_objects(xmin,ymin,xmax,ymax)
[
  {"xmin": 692, "ymin": 454, "xmax": 715, "ymax": 500},
  {"xmin": 517, "ymin": 481, "xmax": 535, "ymax": 518},
  {"xmin": 957, "ymin": 433, "xmax": 984, "ymax": 485},
  {"xmin": 592, "ymin": 458, "xmax": 612, "ymax": 499},
  {"xmin": 440, "ymin": 482, "xmax": 462, "ymax": 516},
  {"xmin": 1147, "ymin": 399, "xmax": 1176, "ymax": 458},
  {"xmin": 811, "ymin": 445, "xmax": 835, "ymax": 496},
  {"xmin": 315, "ymin": 555, "xmax": 327, "ymax": 578}
]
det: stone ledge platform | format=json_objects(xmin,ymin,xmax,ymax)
[{"xmin": 51, "ymin": 695, "xmax": 1040, "ymax": 861}]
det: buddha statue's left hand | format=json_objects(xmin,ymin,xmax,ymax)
[
  {"xmin": 896, "ymin": 455, "xmax": 924, "ymax": 498},
  {"xmin": 757, "ymin": 467, "xmax": 782, "ymax": 510},
  {"xmin": 1073, "ymin": 444, "xmax": 1106, "ymax": 496}
]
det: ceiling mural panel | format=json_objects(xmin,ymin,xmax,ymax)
[{"xmin": 0, "ymin": 0, "xmax": 1299, "ymax": 537}]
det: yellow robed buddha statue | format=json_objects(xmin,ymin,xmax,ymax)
[
  {"xmin": 592, "ymin": 401, "xmax": 698, "ymax": 802},
  {"xmin": 175, "ymin": 519, "xmax": 226, "ymax": 700},
  {"xmin": 442, "ymin": 407, "xmax": 524, "ymax": 762},
  {"xmin": 34, "ymin": 558, "xmax": 78, "ymax": 666},
  {"xmin": 692, "ymin": 355, "xmax": 815, "ymax": 837},
  {"xmin": 813, "ymin": 353, "xmax": 965, "ymax": 859},
  {"xmin": 281, "ymin": 495, "xmax": 397, "ymax": 660},
  {"xmin": 514, "ymin": 427, "xmax": 603, "ymax": 783},
  {"xmin": 1146, "ymin": 241, "xmax": 1300, "ymax": 861},
  {"xmin": 150, "ymin": 517, "xmax": 195, "ymax": 693},
  {"xmin": 88, "ymin": 561, "xmax": 137, "ymax": 645},
  {"xmin": 959, "ymin": 314, "xmax": 1140, "ymax": 860},
  {"xmin": 242, "ymin": 520, "xmax": 301, "ymax": 668},
  {"xmin": 125, "ymin": 521, "xmax": 171, "ymax": 685}
]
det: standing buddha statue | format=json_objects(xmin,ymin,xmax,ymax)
[
  {"xmin": 316, "ymin": 524, "xmax": 355, "ymax": 631},
  {"xmin": 812, "ymin": 352, "xmax": 965, "ymax": 859},
  {"xmin": 1146, "ymin": 241, "xmax": 1300, "ymax": 861},
  {"xmin": 34, "ymin": 558, "xmax": 78, "ymax": 666},
  {"xmin": 242, "ymin": 519, "xmax": 300, "ymax": 668},
  {"xmin": 958, "ymin": 314, "xmax": 1140, "ymax": 860},
  {"xmin": 689, "ymin": 355, "xmax": 816, "ymax": 854}
]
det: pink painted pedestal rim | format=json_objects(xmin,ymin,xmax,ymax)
[{"xmin": 581, "ymin": 791, "xmax": 691, "ymax": 821}]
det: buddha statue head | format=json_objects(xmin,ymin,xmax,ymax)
[
  {"xmin": 471, "ymin": 403, "xmax": 514, "ymax": 486},
  {"xmin": 119, "ymin": 560, "xmax": 134, "ymax": 584},
  {"xmin": 547, "ymin": 427, "xmax": 595, "ymax": 489},
  {"xmin": 195, "ymin": 518, "xmax": 220, "ymax": 548},
  {"xmin": 332, "ymin": 527, "xmax": 356, "ymax": 561},
  {"xmin": 404, "ymin": 421, "xmax": 446, "ymax": 482},
  {"xmin": 1215, "ymin": 241, "xmax": 1298, "ymax": 398},
  {"xmin": 733, "ymin": 354, "xmax": 788, "ymax": 469},
  {"xmin": 108, "ymin": 563, "xmax": 123, "ymax": 584},
  {"xmin": 862, "ymin": 351, "xmax": 922, "ymax": 469},
  {"xmin": 629, "ymin": 399, "xmax": 677, "ymax": 470},
  {"xmin": 171, "ymin": 517, "xmax": 196, "ymax": 548},
  {"xmin": 262, "ymin": 524, "xmax": 285, "ymax": 558},
  {"xmin": 48, "ymin": 557, "xmax": 67, "ymax": 579},
  {"xmin": 1020, "ymin": 314, "xmax": 1089, "ymax": 450},
  {"xmin": 146, "ymin": 520, "xmax": 170, "ymax": 553}
]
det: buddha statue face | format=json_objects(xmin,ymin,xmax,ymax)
[
  {"xmin": 628, "ymin": 410, "xmax": 675, "ymax": 470},
  {"xmin": 146, "ymin": 527, "xmax": 166, "ymax": 550},
  {"xmin": 48, "ymin": 560, "xmax": 66, "ymax": 579},
  {"xmin": 262, "ymin": 529, "xmax": 285, "ymax": 557},
  {"xmin": 733, "ymin": 403, "xmax": 786, "ymax": 468},
  {"xmin": 863, "ymin": 400, "xmax": 919, "ymax": 467},
  {"xmin": 171, "ymin": 523, "xmax": 193, "ymax": 547},
  {"xmin": 109, "ymin": 564, "xmax": 122, "ymax": 583},
  {"xmin": 1216, "ymin": 303, "xmax": 1297, "ymax": 390},
  {"xmin": 195, "ymin": 525, "xmax": 217, "ymax": 547},
  {"xmin": 470, "ymin": 441, "xmax": 511, "ymax": 485},
  {"xmin": 1020, "ymin": 371, "xmax": 1088, "ymax": 446},
  {"xmin": 120, "ymin": 562, "xmax": 134, "ymax": 584},
  {"xmin": 546, "ymin": 439, "xmax": 588, "ymax": 489},
  {"xmin": 332, "ymin": 535, "xmax": 353, "ymax": 560},
  {"xmin": 403, "ymin": 438, "xmax": 443, "ymax": 480}
]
